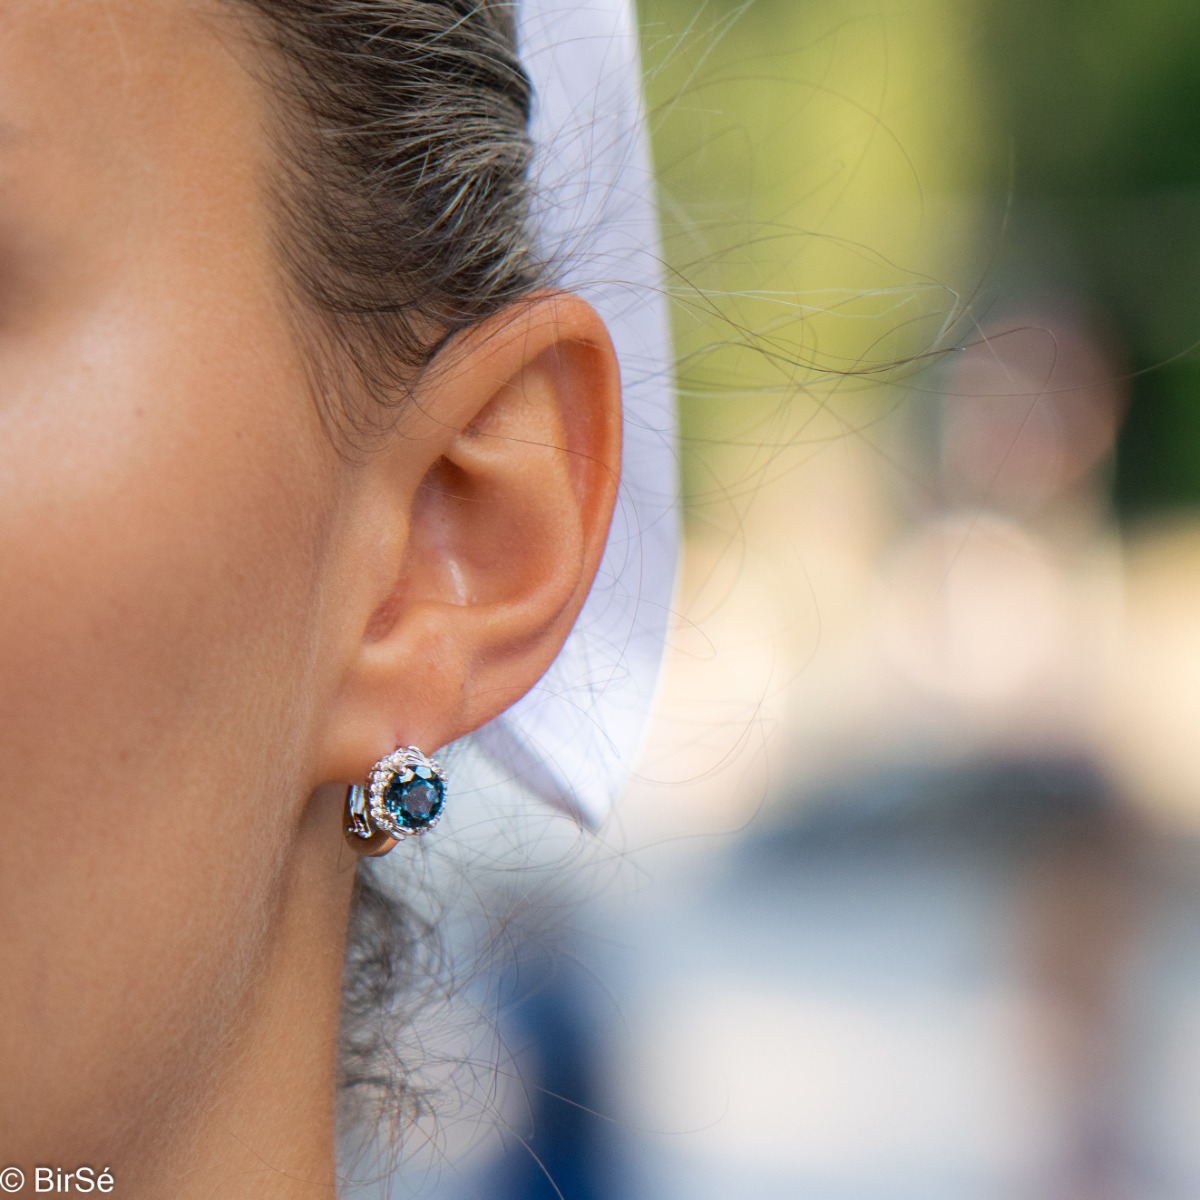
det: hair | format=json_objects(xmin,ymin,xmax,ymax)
[
  {"xmin": 226, "ymin": 0, "xmax": 551, "ymax": 1132},
  {"xmin": 231, "ymin": 0, "xmax": 549, "ymax": 439}
]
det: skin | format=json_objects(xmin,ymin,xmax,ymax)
[{"xmin": 0, "ymin": 1, "xmax": 621, "ymax": 1196}]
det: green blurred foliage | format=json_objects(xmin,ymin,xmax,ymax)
[
  {"xmin": 638, "ymin": 0, "xmax": 1200, "ymax": 517},
  {"xmin": 978, "ymin": 0, "xmax": 1200, "ymax": 196},
  {"xmin": 636, "ymin": 0, "xmax": 993, "ymax": 503},
  {"xmin": 972, "ymin": 0, "xmax": 1200, "ymax": 517}
]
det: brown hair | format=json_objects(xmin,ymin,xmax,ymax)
[{"xmin": 233, "ymin": 0, "xmax": 547, "ymax": 436}]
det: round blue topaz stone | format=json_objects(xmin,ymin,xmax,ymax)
[
  {"xmin": 381, "ymin": 767, "xmax": 444, "ymax": 831},
  {"xmin": 366, "ymin": 747, "xmax": 447, "ymax": 838}
]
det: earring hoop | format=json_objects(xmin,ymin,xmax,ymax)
[{"xmin": 344, "ymin": 745, "xmax": 447, "ymax": 856}]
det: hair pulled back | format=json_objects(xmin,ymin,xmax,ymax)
[{"xmin": 234, "ymin": 0, "xmax": 547, "ymax": 431}]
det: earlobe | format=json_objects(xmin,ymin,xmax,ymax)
[{"xmin": 315, "ymin": 293, "xmax": 621, "ymax": 787}]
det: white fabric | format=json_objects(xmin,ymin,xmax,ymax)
[{"xmin": 461, "ymin": 0, "xmax": 678, "ymax": 829}]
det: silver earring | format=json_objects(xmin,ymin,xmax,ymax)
[{"xmin": 343, "ymin": 745, "xmax": 447, "ymax": 857}]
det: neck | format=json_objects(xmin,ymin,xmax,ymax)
[{"xmin": 136, "ymin": 788, "xmax": 358, "ymax": 1199}]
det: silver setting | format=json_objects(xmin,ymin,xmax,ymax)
[
  {"xmin": 346, "ymin": 783, "xmax": 374, "ymax": 840},
  {"xmin": 347, "ymin": 745, "xmax": 446, "ymax": 842}
]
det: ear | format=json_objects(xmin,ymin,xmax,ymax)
[{"xmin": 315, "ymin": 292, "xmax": 621, "ymax": 784}]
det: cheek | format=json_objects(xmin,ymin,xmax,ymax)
[
  {"xmin": 0, "ymin": 288, "xmax": 338, "ymax": 1152},
  {"xmin": 0, "ymin": 316, "xmax": 325, "ymax": 763}
]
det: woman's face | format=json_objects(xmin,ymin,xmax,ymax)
[
  {"xmin": 0, "ymin": 0, "xmax": 357, "ymax": 1162},
  {"xmin": 0, "ymin": 0, "xmax": 621, "ymax": 1176}
]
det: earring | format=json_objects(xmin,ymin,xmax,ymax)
[{"xmin": 344, "ymin": 745, "xmax": 447, "ymax": 857}]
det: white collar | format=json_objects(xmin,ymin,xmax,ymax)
[{"xmin": 460, "ymin": 0, "xmax": 678, "ymax": 829}]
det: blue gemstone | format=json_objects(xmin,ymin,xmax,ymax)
[{"xmin": 381, "ymin": 770, "xmax": 444, "ymax": 831}]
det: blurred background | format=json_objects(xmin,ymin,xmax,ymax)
[{"xmin": 356, "ymin": 1, "xmax": 1200, "ymax": 1197}]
